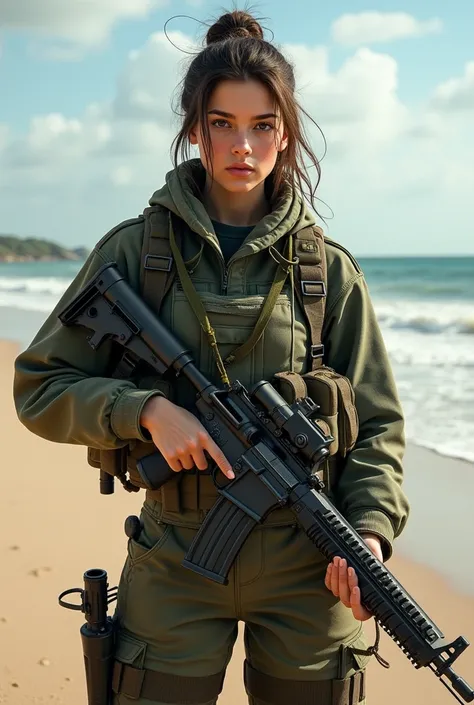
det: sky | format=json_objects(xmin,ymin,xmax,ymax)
[{"xmin": 1, "ymin": 0, "xmax": 473, "ymax": 256}]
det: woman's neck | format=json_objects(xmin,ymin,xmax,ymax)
[{"xmin": 201, "ymin": 175, "xmax": 270, "ymax": 226}]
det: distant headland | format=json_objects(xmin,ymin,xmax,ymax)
[{"xmin": 0, "ymin": 235, "xmax": 89, "ymax": 262}]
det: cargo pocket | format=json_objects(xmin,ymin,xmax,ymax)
[
  {"xmin": 195, "ymin": 292, "xmax": 270, "ymax": 381},
  {"xmin": 127, "ymin": 504, "xmax": 172, "ymax": 565},
  {"xmin": 112, "ymin": 631, "xmax": 149, "ymax": 701},
  {"xmin": 115, "ymin": 630, "xmax": 148, "ymax": 669}
]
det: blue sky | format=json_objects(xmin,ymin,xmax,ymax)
[{"xmin": 1, "ymin": 0, "xmax": 473, "ymax": 255}]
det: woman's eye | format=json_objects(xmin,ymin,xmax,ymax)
[{"xmin": 210, "ymin": 120, "xmax": 274, "ymax": 131}]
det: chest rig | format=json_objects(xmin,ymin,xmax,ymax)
[
  {"xmin": 140, "ymin": 206, "xmax": 327, "ymax": 373},
  {"xmin": 88, "ymin": 206, "xmax": 359, "ymax": 497}
]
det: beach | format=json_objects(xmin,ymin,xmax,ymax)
[{"xmin": 1, "ymin": 339, "xmax": 473, "ymax": 705}]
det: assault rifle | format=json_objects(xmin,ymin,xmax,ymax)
[{"xmin": 58, "ymin": 261, "xmax": 474, "ymax": 703}]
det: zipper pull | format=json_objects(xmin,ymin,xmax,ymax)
[{"xmin": 222, "ymin": 270, "xmax": 228, "ymax": 294}]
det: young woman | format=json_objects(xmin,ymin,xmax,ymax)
[{"xmin": 13, "ymin": 10, "xmax": 409, "ymax": 705}]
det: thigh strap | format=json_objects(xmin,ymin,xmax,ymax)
[
  {"xmin": 244, "ymin": 660, "xmax": 366, "ymax": 705},
  {"xmin": 112, "ymin": 660, "xmax": 226, "ymax": 702}
]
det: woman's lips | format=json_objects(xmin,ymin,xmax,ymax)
[{"xmin": 226, "ymin": 167, "xmax": 254, "ymax": 176}]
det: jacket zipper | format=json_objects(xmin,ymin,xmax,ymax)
[
  {"xmin": 222, "ymin": 268, "xmax": 229, "ymax": 294},
  {"xmin": 212, "ymin": 241, "xmax": 233, "ymax": 294}
]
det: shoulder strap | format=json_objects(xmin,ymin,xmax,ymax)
[
  {"xmin": 292, "ymin": 226, "xmax": 327, "ymax": 371},
  {"xmin": 139, "ymin": 206, "xmax": 178, "ymax": 313},
  {"xmin": 111, "ymin": 206, "xmax": 178, "ymax": 379}
]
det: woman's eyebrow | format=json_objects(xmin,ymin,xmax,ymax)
[{"xmin": 207, "ymin": 109, "xmax": 278, "ymax": 120}]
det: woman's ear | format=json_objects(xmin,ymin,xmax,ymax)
[
  {"xmin": 189, "ymin": 125, "xmax": 199, "ymax": 146},
  {"xmin": 278, "ymin": 130, "xmax": 289, "ymax": 153}
]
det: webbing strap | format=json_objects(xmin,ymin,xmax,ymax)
[
  {"xmin": 168, "ymin": 213, "xmax": 231, "ymax": 388},
  {"xmin": 140, "ymin": 206, "xmax": 177, "ymax": 315},
  {"xmin": 244, "ymin": 660, "xmax": 366, "ymax": 705},
  {"xmin": 112, "ymin": 660, "xmax": 226, "ymax": 703},
  {"xmin": 293, "ymin": 226, "xmax": 327, "ymax": 371}
]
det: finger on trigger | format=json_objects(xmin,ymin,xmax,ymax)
[{"xmin": 205, "ymin": 436, "xmax": 234, "ymax": 479}]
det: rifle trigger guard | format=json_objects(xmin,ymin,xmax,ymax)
[{"xmin": 211, "ymin": 464, "xmax": 231, "ymax": 491}]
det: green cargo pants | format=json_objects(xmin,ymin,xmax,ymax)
[{"xmin": 111, "ymin": 489, "xmax": 371, "ymax": 705}]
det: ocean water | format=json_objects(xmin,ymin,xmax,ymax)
[{"xmin": 1, "ymin": 256, "xmax": 473, "ymax": 463}]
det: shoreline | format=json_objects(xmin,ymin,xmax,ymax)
[{"xmin": 2, "ymin": 338, "xmax": 473, "ymax": 704}]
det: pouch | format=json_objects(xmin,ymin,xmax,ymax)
[{"xmin": 273, "ymin": 366, "xmax": 359, "ymax": 458}]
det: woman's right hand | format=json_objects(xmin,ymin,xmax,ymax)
[{"xmin": 140, "ymin": 396, "xmax": 235, "ymax": 480}]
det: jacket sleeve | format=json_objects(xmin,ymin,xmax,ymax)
[
  {"xmin": 13, "ymin": 233, "xmax": 164, "ymax": 449},
  {"xmin": 323, "ymin": 269, "xmax": 410, "ymax": 560}
]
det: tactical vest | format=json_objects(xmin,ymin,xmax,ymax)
[{"xmin": 87, "ymin": 206, "xmax": 359, "ymax": 495}]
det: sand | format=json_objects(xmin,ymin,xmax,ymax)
[{"xmin": 1, "ymin": 339, "xmax": 473, "ymax": 705}]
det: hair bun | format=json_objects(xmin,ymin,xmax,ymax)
[{"xmin": 206, "ymin": 10, "xmax": 264, "ymax": 45}]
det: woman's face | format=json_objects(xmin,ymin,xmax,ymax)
[{"xmin": 189, "ymin": 78, "xmax": 288, "ymax": 194}]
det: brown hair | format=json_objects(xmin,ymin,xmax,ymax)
[{"xmin": 170, "ymin": 6, "xmax": 325, "ymax": 214}]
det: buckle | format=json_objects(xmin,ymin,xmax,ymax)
[
  {"xmin": 144, "ymin": 254, "xmax": 173, "ymax": 272},
  {"xmin": 310, "ymin": 344, "xmax": 325, "ymax": 359},
  {"xmin": 300, "ymin": 280, "xmax": 326, "ymax": 297}
]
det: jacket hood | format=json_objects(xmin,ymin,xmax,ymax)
[{"xmin": 148, "ymin": 158, "xmax": 317, "ymax": 256}]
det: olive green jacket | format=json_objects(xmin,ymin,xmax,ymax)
[{"xmin": 13, "ymin": 159, "xmax": 409, "ymax": 557}]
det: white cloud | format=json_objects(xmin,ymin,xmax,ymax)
[
  {"xmin": 112, "ymin": 31, "xmax": 195, "ymax": 124},
  {"xmin": 286, "ymin": 45, "xmax": 408, "ymax": 149},
  {"xmin": 331, "ymin": 12, "xmax": 442, "ymax": 47},
  {"xmin": 0, "ymin": 30, "xmax": 472, "ymax": 255},
  {"xmin": 430, "ymin": 61, "xmax": 474, "ymax": 112},
  {"xmin": 0, "ymin": 0, "xmax": 169, "ymax": 46},
  {"xmin": 110, "ymin": 166, "xmax": 133, "ymax": 186}
]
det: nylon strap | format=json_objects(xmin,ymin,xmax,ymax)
[
  {"xmin": 168, "ymin": 213, "xmax": 231, "ymax": 388},
  {"xmin": 140, "ymin": 206, "xmax": 204, "ymax": 314},
  {"xmin": 112, "ymin": 660, "xmax": 226, "ymax": 703},
  {"xmin": 244, "ymin": 660, "xmax": 366, "ymax": 705},
  {"xmin": 293, "ymin": 226, "xmax": 327, "ymax": 371}
]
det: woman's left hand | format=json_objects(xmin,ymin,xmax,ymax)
[{"xmin": 324, "ymin": 533, "xmax": 384, "ymax": 621}]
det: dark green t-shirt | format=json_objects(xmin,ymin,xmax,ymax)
[{"xmin": 211, "ymin": 220, "xmax": 254, "ymax": 263}]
